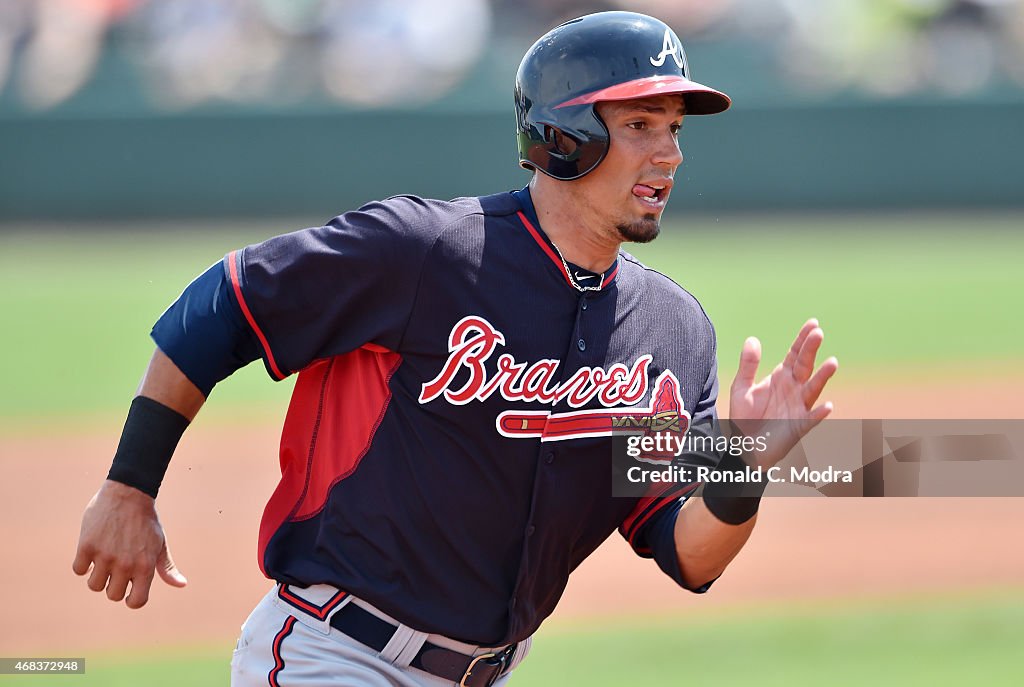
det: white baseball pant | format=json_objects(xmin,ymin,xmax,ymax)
[{"xmin": 231, "ymin": 584, "xmax": 532, "ymax": 686}]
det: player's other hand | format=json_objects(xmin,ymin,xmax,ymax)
[
  {"xmin": 728, "ymin": 318, "xmax": 838, "ymax": 467},
  {"xmin": 72, "ymin": 480, "xmax": 187, "ymax": 609}
]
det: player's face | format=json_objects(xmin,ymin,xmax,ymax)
[{"xmin": 585, "ymin": 95, "xmax": 685, "ymax": 243}]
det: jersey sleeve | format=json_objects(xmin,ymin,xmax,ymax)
[
  {"xmin": 225, "ymin": 196, "xmax": 440, "ymax": 380},
  {"xmin": 619, "ymin": 332, "xmax": 722, "ymax": 592},
  {"xmin": 151, "ymin": 261, "xmax": 262, "ymax": 396}
]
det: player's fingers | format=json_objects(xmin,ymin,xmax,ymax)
[
  {"xmin": 86, "ymin": 559, "xmax": 111, "ymax": 592},
  {"xmin": 105, "ymin": 569, "xmax": 131, "ymax": 602},
  {"xmin": 126, "ymin": 568, "xmax": 156, "ymax": 609},
  {"xmin": 808, "ymin": 401, "xmax": 834, "ymax": 426},
  {"xmin": 156, "ymin": 545, "xmax": 188, "ymax": 588},
  {"xmin": 72, "ymin": 544, "xmax": 94, "ymax": 577},
  {"xmin": 803, "ymin": 357, "xmax": 838, "ymax": 408},
  {"xmin": 783, "ymin": 318, "xmax": 819, "ymax": 370},
  {"xmin": 792, "ymin": 327, "xmax": 823, "ymax": 383},
  {"xmin": 732, "ymin": 337, "xmax": 761, "ymax": 390}
]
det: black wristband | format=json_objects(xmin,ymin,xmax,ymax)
[
  {"xmin": 107, "ymin": 396, "xmax": 190, "ymax": 498},
  {"xmin": 701, "ymin": 451, "xmax": 768, "ymax": 525}
]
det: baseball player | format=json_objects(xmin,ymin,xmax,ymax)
[{"xmin": 74, "ymin": 11, "xmax": 837, "ymax": 686}]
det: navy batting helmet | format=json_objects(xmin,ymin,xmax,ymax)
[{"xmin": 515, "ymin": 11, "xmax": 731, "ymax": 181}]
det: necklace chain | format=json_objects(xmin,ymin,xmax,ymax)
[{"xmin": 550, "ymin": 241, "xmax": 605, "ymax": 293}]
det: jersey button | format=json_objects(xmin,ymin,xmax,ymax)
[
  {"xmin": 527, "ymin": 525, "xmax": 536, "ymax": 536},
  {"xmin": 510, "ymin": 596, "xmax": 518, "ymax": 610},
  {"xmin": 581, "ymin": 299, "xmax": 588, "ymax": 311},
  {"xmin": 577, "ymin": 338, "xmax": 586, "ymax": 351},
  {"xmin": 544, "ymin": 452, "xmax": 555, "ymax": 465}
]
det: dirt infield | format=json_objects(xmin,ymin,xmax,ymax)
[{"xmin": 2, "ymin": 375, "xmax": 1022, "ymax": 654}]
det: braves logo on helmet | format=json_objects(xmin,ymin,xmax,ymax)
[{"xmin": 649, "ymin": 28, "xmax": 686, "ymax": 71}]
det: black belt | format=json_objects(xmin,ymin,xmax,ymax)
[{"xmin": 328, "ymin": 600, "xmax": 515, "ymax": 687}]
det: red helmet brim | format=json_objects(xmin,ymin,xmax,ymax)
[{"xmin": 553, "ymin": 75, "xmax": 731, "ymax": 114}]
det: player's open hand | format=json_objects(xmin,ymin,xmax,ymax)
[
  {"xmin": 72, "ymin": 480, "xmax": 187, "ymax": 609},
  {"xmin": 728, "ymin": 318, "xmax": 838, "ymax": 467}
]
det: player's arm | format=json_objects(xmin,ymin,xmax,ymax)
[
  {"xmin": 73, "ymin": 261, "xmax": 260, "ymax": 609},
  {"xmin": 671, "ymin": 492, "xmax": 757, "ymax": 589},
  {"xmin": 673, "ymin": 319, "xmax": 837, "ymax": 589},
  {"xmin": 72, "ymin": 350, "xmax": 203, "ymax": 608},
  {"xmin": 74, "ymin": 203, "xmax": 447, "ymax": 608}
]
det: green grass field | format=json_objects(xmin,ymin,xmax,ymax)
[
  {"xmin": 1, "ymin": 592, "xmax": 1020, "ymax": 686},
  {"xmin": 1, "ymin": 213, "xmax": 1022, "ymax": 426},
  {"xmin": 519, "ymin": 592, "xmax": 1024, "ymax": 686}
]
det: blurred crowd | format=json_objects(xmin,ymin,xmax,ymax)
[{"xmin": 1, "ymin": 0, "xmax": 1023, "ymax": 110}]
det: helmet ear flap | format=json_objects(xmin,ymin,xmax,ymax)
[
  {"xmin": 543, "ymin": 125, "xmax": 580, "ymax": 161},
  {"xmin": 525, "ymin": 110, "xmax": 607, "ymax": 180}
]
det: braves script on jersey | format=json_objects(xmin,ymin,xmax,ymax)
[{"xmin": 204, "ymin": 189, "xmax": 719, "ymax": 645}]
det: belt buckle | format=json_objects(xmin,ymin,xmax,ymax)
[{"xmin": 459, "ymin": 647, "xmax": 512, "ymax": 687}]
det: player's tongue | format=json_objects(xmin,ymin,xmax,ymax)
[{"xmin": 632, "ymin": 184, "xmax": 656, "ymax": 198}]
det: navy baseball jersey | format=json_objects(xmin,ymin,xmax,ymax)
[{"xmin": 154, "ymin": 188, "xmax": 719, "ymax": 646}]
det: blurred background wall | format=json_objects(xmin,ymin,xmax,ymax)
[{"xmin": 1, "ymin": 0, "xmax": 1022, "ymax": 220}]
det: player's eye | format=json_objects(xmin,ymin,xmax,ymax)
[
  {"xmin": 627, "ymin": 121, "xmax": 647, "ymax": 130},
  {"xmin": 670, "ymin": 123, "xmax": 682, "ymax": 136}
]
